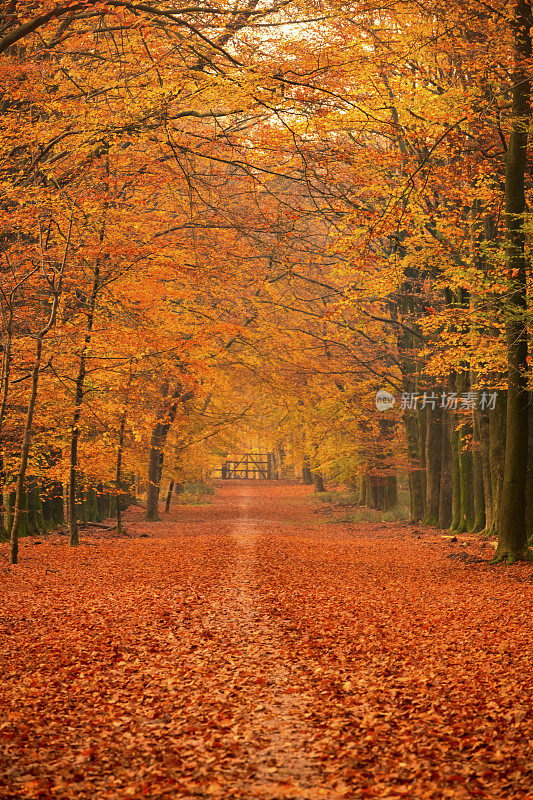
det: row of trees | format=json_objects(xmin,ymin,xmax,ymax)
[{"xmin": 1, "ymin": 0, "xmax": 532, "ymax": 563}]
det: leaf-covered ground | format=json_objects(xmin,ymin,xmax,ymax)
[{"xmin": 1, "ymin": 483, "xmax": 532, "ymax": 799}]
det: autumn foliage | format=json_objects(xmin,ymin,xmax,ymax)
[
  {"xmin": 2, "ymin": 484, "xmax": 533, "ymax": 799},
  {"xmin": 1, "ymin": 2, "xmax": 533, "ymax": 793},
  {"xmin": 0, "ymin": 0, "xmax": 532, "ymax": 557}
]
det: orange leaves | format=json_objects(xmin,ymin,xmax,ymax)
[{"xmin": 1, "ymin": 482, "xmax": 532, "ymax": 798}]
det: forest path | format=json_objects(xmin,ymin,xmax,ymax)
[
  {"xmin": 192, "ymin": 483, "xmax": 340, "ymax": 799},
  {"xmin": 1, "ymin": 481, "xmax": 533, "ymax": 800}
]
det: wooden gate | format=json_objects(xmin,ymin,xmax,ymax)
[{"xmin": 213, "ymin": 453, "xmax": 277, "ymax": 480}]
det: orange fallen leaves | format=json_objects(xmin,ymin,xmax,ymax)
[{"xmin": 1, "ymin": 483, "xmax": 532, "ymax": 799}]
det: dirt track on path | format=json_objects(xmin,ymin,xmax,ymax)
[{"xmin": 1, "ymin": 481, "xmax": 533, "ymax": 799}]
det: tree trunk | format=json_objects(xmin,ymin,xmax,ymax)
[
  {"xmin": 490, "ymin": 391, "xmax": 506, "ymax": 534},
  {"xmin": 372, "ymin": 475, "xmax": 397, "ymax": 511},
  {"xmin": 69, "ymin": 268, "xmax": 100, "ymax": 547},
  {"xmin": 96, "ymin": 482, "xmax": 108, "ymax": 520},
  {"xmin": 63, "ymin": 480, "xmax": 69, "ymax": 525},
  {"xmin": 404, "ymin": 411, "xmax": 425, "ymax": 522},
  {"xmin": 424, "ymin": 405, "xmax": 442, "ymax": 525},
  {"xmin": 164, "ymin": 480, "xmax": 174, "ymax": 514},
  {"xmin": 146, "ymin": 444, "xmax": 163, "ymax": 521},
  {"xmin": 115, "ymin": 414, "xmax": 126, "ymax": 535},
  {"xmin": 302, "ymin": 458, "xmax": 313, "ymax": 485},
  {"xmin": 418, "ymin": 406, "xmax": 427, "ymax": 508},
  {"xmin": 27, "ymin": 481, "xmax": 46, "ymax": 535},
  {"xmin": 370, "ymin": 476, "xmax": 380, "ymax": 509},
  {"xmin": 497, "ymin": 0, "xmax": 531, "ymax": 562},
  {"xmin": 146, "ymin": 382, "xmax": 190, "ymax": 521},
  {"xmin": 277, "ymin": 444, "xmax": 286, "ymax": 478},
  {"xmin": 0, "ymin": 309, "xmax": 13, "ymax": 538},
  {"xmin": 9, "ymin": 336, "xmax": 45, "ymax": 563},
  {"xmin": 471, "ymin": 438, "xmax": 486, "ymax": 534},
  {"xmin": 469, "ymin": 370, "xmax": 486, "ymax": 535},
  {"xmin": 43, "ymin": 481, "xmax": 64, "ymax": 528},
  {"xmin": 312, "ymin": 471, "xmax": 326, "ymax": 492},
  {"xmin": 458, "ymin": 427, "xmax": 475, "ymax": 533},
  {"xmin": 475, "ymin": 404, "xmax": 493, "ymax": 532},
  {"xmin": 83, "ymin": 486, "xmax": 101, "ymax": 523},
  {"xmin": 361, "ymin": 475, "xmax": 369, "ymax": 506},
  {"xmin": 438, "ymin": 407, "xmax": 452, "ymax": 528},
  {"xmin": 450, "ymin": 416, "xmax": 461, "ymax": 532},
  {"xmin": 9, "ymin": 260, "xmax": 64, "ymax": 565},
  {"xmin": 5, "ymin": 487, "xmax": 30, "ymax": 541},
  {"xmin": 526, "ymin": 394, "xmax": 533, "ymax": 541}
]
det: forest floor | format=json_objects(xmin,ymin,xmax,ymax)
[{"xmin": 1, "ymin": 481, "xmax": 533, "ymax": 800}]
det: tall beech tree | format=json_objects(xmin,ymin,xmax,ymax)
[
  {"xmin": 496, "ymin": 0, "xmax": 531, "ymax": 563},
  {"xmin": 9, "ymin": 219, "xmax": 71, "ymax": 564}
]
